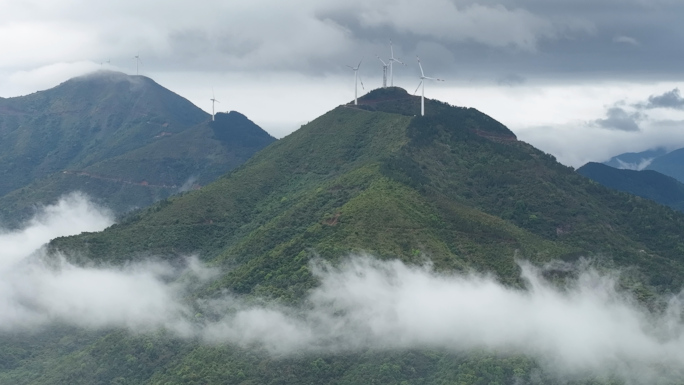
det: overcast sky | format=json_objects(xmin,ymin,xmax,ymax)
[{"xmin": 2, "ymin": 0, "xmax": 684, "ymax": 166}]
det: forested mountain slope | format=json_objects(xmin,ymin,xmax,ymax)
[
  {"xmin": 0, "ymin": 72, "xmax": 275, "ymax": 224},
  {"xmin": 578, "ymin": 161, "xmax": 684, "ymax": 212},
  {"xmin": 5, "ymin": 87, "xmax": 684, "ymax": 384}
]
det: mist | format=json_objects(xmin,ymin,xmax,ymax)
[
  {"xmin": 3, "ymin": 194, "xmax": 684, "ymax": 382},
  {"xmin": 0, "ymin": 192, "xmax": 113, "ymax": 267},
  {"xmin": 198, "ymin": 258, "xmax": 684, "ymax": 383}
]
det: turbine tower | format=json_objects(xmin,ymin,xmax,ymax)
[
  {"xmin": 388, "ymin": 40, "xmax": 405, "ymax": 87},
  {"xmin": 133, "ymin": 54, "xmax": 143, "ymax": 75},
  {"xmin": 414, "ymin": 56, "xmax": 444, "ymax": 116},
  {"xmin": 346, "ymin": 59, "xmax": 364, "ymax": 105},
  {"xmin": 377, "ymin": 56, "xmax": 388, "ymax": 88},
  {"xmin": 210, "ymin": 89, "xmax": 220, "ymax": 122}
]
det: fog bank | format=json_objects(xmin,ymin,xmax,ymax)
[{"xmin": 2, "ymin": 194, "xmax": 684, "ymax": 383}]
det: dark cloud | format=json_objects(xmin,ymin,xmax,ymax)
[
  {"xmin": 642, "ymin": 89, "xmax": 684, "ymax": 110},
  {"xmin": 497, "ymin": 73, "xmax": 526, "ymax": 86},
  {"xmin": 3, "ymin": 0, "xmax": 684, "ymax": 82},
  {"xmin": 313, "ymin": 0, "xmax": 684, "ymax": 81},
  {"xmin": 595, "ymin": 106, "xmax": 642, "ymax": 132}
]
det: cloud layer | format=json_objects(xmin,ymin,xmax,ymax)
[{"xmin": 3, "ymin": 195, "xmax": 684, "ymax": 383}]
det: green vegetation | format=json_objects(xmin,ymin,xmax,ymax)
[
  {"xmin": 578, "ymin": 162, "xmax": 684, "ymax": 212},
  {"xmin": 4, "ymin": 87, "xmax": 684, "ymax": 383},
  {"xmin": 0, "ymin": 72, "xmax": 275, "ymax": 225}
]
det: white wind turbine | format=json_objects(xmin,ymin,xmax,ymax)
[
  {"xmin": 346, "ymin": 59, "xmax": 364, "ymax": 105},
  {"xmin": 210, "ymin": 89, "xmax": 220, "ymax": 122},
  {"xmin": 377, "ymin": 56, "xmax": 388, "ymax": 88},
  {"xmin": 388, "ymin": 40, "xmax": 405, "ymax": 87},
  {"xmin": 414, "ymin": 56, "xmax": 444, "ymax": 116},
  {"xmin": 133, "ymin": 54, "xmax": 143, "ymax": 75}
]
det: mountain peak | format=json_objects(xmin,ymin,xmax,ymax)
[
  {"xmin": 359, "ymin": 86, "xmax": 411, "ymax": 100},
  {"xmin": 73, "ymin": 69, "xmax": 142, "ymax": 81},
  {"xmin": 211, "ymin": 110, "xmax": 275, "ymax": 146},
  {"xmin": 55, "ymin": 70, "xmax": 160, "ymax": 95}
]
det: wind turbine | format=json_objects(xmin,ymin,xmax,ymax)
[
  {"xmin": 377, "ymin": 56, "xmax": 388, "ymax": 88},
  {"xmin": 388, "ymin": 40, "xmax": 405, "ymax": 87},
  {"xmin": 414, "ymin": 56, "xmax": 444, "ymax": 116},
  {"xmin": 210, "ymin": 89, "xmax": 220, "ymax": 122},
  {"xmin": 133, "ymin": 54, "xmax": 142, "ymax": 75},
  {"xmin": 346, "ymin": 59, "xmax": 364, "ymax": 105}
]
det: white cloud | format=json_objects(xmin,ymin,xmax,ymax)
[
  {"xmin": 203, "ymin": 256, "xmax": 684, "ymax": 383},
  {"xmin": 0, "ymin": 192, "xmax": 112, "ymax": 268},
  {"xmin": 426, "ymin": 81, "xmax": 684, "ymax": 167},
  {"xmin": 614, "ymin": 35, "xmax": 640, "ymax": 45},
  {"xmin": 3, "ymin": 195, "xmax": 684, "ymax": 382},
  {"xmin": 616, "ymin": 157, "xmax": 655, "ymax": 170}
]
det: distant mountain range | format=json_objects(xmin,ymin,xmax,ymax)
[
  {"xmin": 605, "ymin": 147, "xmax": 684, "ymax": 183},
  {"xmin": 0, "ymin": 70, "xmax": 276, "ymax": 225},
  {"xmin": 575, "ymin": 147, "xmax": 684, "ymax": 212},
  {"xmin": 577, "ymin": 162, "xmax": 684, "ymax": 212}
]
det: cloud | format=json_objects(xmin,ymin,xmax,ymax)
[
  {"xmin": 5, "ymin": 192, "xmax": 684, "ymax": 383},
  {"xmin": 613, "ymin": 35, "xmax": 640, "ymax": 46},
  {"xmin": 0, "ymin": 192, "xmax": 113, "ymax": 268},
  {"xmin": 331, "ymin": 0, "xmax": 583, "ymax": 52},
  {"xmin": 202, "ymin": 257, "xmax": 684, "ymax": 383},
  {"xmin": 616, "ymin": 157, "xmax": 656, "ymax": 171},
  {"xmin": 497, "ymin": 73, "xmax": 526, "ymax": 86},
  {"xmin": 0, "ymin": 194, "xmax": 208, "ymax": 333},
  {"xmin": 595, "ymin": 106, "xmax": 642, "ymax": 131},
  {"xmin": 641, "ymin": 89, "xmax": 684, "ymax": 110}
]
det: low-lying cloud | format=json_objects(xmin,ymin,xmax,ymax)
[
  {"xmin": 3, "ymin": 194, "xmax": 684, "ymax": 383},
  {"xmin": 0, "ymin": 192, "xmax": 113, "ymax": 267},
  {"xmin": 595, "ymin": 106, "xmax": 643, "ymax": 132},
  {"xmin": 642, "ymin": 88, "xmax": 684, "ymax": 110}
]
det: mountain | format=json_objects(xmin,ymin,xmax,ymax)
[
  {"xmin": 577, "ymin": 162, "xmax": 684, "ymax": 212},
  {"xmin": 0, "ymin": 71, "xmax": 276, "ymax": 225},
  {"xmin": 605, "ymin": 147, "xmax": 684, "ymax": 183},
  {"xmin": 604, "ymin": 148, "xmax": 667, "ymax": 170},
  {"xmin": 5, "ymin": 87, "xmax": 684, "ymax": 384},
  {"xmin": 647, "ymin": 148, "xmax": 684, "ymax": 183}
]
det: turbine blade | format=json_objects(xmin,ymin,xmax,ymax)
[
  {"xmin": 346, "ymin": 65, "xmax": 354, "ymax": 70},
  {"xmin": 425, "ymin": 77, "xmax": 445, "ymax": 82},
  {"xmin": 357, "ymin": 59, "xmax": 362, "ymax": 69},
  {"xmin": 414, "ymin": 80, "xmax": 423, "ymax": 95},
  {"xmin": 390, "ymin": 39, "xmax": 394, "ymax": 58},
  {"xmin": 359, "ymin": 77, "xmax": 365, "ymax": 90},
  {"xmin": 416, "ymin": 56, "xmax": 425, "ymax": 77}
]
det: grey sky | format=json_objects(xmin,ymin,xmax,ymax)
[{"xmin": 1, "ymin": 0, "xmax": 684, "ymax": 166}]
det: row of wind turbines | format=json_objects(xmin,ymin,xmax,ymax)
[{"xmin": 347, "ymin": 40, "xmax": 444, "ymax": 116}]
